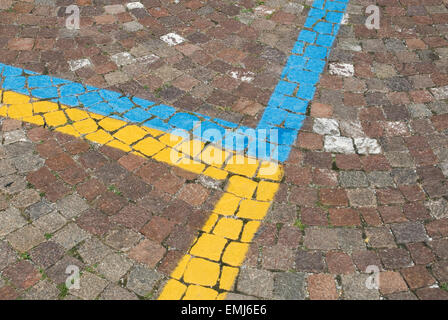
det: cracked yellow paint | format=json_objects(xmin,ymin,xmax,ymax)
[
  {"xmin": 90, "ymin": 113, "xmax": 105, "ymax": 120},
  {"xmin": 55, "ymin": 125, "xmax": 80, "ymax": 137},
  {"xmin": 200, "ymin": 145, "xmax": 230, "ymax": 166},
  {"xmin": 159, "ymin": 133, "xmax": 184, "ymax": 147},
  {"xmin": 190, "ymin": 234, "xmax": 227, "ymax": 261},
  {"xmin": 227, "ymin": 175, "xmax": 258, "ymax": 199},
  {"xmin": 213, "ymin": 217, "xmax": 243, "ymax": 240},
  {"xmin": 113, "ymin": 125, "xmax": 147, "ymax": 145},
  {"xmin": 219, "ymin": 266, "xmax": 239, "ymax": 291},
  {"xmin": 8, "ymin": 103, "xmax": 33, "ymax": 119},
  {"xmin": 222, "ymin": 242, "xmax": 250, "ymax": 267},
  {"xmin": 256, "ymin": 181, "xmax": 280, "ymax": 202},
  {"xmin": 44, "ymin": 110, "xmax": 67, "ymax": 127},
  {"xmin": 158, "ymin": 280, "xmax": 187, "ymax": 300},
  {"xmin": 0, "ymin": 105, "xmax": 7, "ymax": 116},
  {"xmin": 258, "ymin": 161, "xmax": 284, "ymax": 181},
  {"xmin": 177, "ymin": 139, "xmax": 205, "ymax": 158},
  {"xmin": 73, "ymin": 118, "xmax": 98, "ymax": 135},
  {"xmin": 225, "ymin": 154, "xmax": 260, "ymax": 177},
  {"xmin": 133, "ymin": 137, "xmax": 165, "ymax": 156},
  {"xmin": 98, "ymin": 117, "xmax": 126, "ymax": 132},
  {"xmin": 213, "ymin": 193, "xmax": 241, "ymax": 216},
  {"xmin": 33, "ymin": 101, "xmax": 59, "ymax": 113},
  {"xmin": 85, "ymin": 129, "xmax": 114, "ymax": 145},
  {"xmin": 143, "ymin": 127, "xmax": 164, "ymax": 138},
  {"xmin": 23, "ymin": 115, "xmax": 44, "ymax": 126},
  {"xmin": 183, "ymin": 258, "xmax": 220, "ymax": 286},
  {"xmin": 201, "ymin": 213, "xmax": 218, "ymax": 233},
  {"xmin": 106, "ymin": 139, "xmax": 131, "ymax": 152},
  {"xmin": 203, "ymin": 166, "xmax": 228, "ymax": 180},
  {"xmin": 217, "ymin": 292, "xmax": 228, "ymax": 300},
  {"xmin": 176, "ymin": 159, "xmax": 206, "ymax": 174},
  {"xmin": 153, "ymin": 147, "xmax": 183, "ymax": 164},
  {"xmin": 3, "ymin": 91, "xmax": 29, "ymax": 104},
  {"xmin": 236, "ymin": 200, "xmax": 271, "ymax": 220},
  {"xmin": 240, "ymin": 221, "xmax": 261, "ymax": 243},
  {"xmin": 66, "ymin": 108, "xmax": 89, "ymax": 121},
  {"xmin": 183, "ymin": 285, "xmax": 218, "ymax": 300},
  {"xmin": 171, "ymin": 255, "xmax": 191, "ymax": 281}
]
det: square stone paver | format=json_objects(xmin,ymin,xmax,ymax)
[
  {"xmin": 21, "ymin": 280, "xmax": 59, "ymax": 300},
  {"xmin": 391, "ymin": 222, "xmax": 429, "ymax": 244},
  {"xmin": 128, "ymin": 239, "xmax": 166, "ymax": 268},
  {"xmin": 126, "ymin": 265, "xmax": 163, "ymax": 298},
  {"xmin": 97, "ymin": 253, "xmax": 133, "ymax": 282},
  {"xmin": 33, "ymin": 211, "xmax": 67, "ymax": 234},
  {"xmin": 237, "ymin": 268, "xmax": 274, "ymax": 299},
  {"xmin": 0, "ymin": 207, "xmax": 27, "ymax": 237},
  {"xmin": 341, "ymin": 274, "xmax": 380, "ymax": 300},
  {"xmin": 99, "ymin": 284, "xmax": 138, "ymax": 300},
  {"xmin": 104, "ymin": 227, "xmax": 142, "ymax": 252},
  {"xmin": 0, "ymin": 240, "xmax": 17, "ymax": 271},
  {"xmin": 46, "ymin": 256, "xmax": 84, "ymax": 284},
  {"xmin": 2, "ymin": 260, "xmax": 42, "ymax": 290},
  {"xmin": 25, "ymin": 200, "xmax": 54, "ymax": 221},
  {"xmin": 11, "ymin": 189, "xmax": 41, "ymax": 209},
  {"xmin": 30, "ymin": 241, "xmax": 66, "ymax": 269},
  {"xmin": 303, "ymin": 227, "xmax": 338, "ymax": 251},
  {"xmin": 273, "ymin": 272, "xmax": 307, "ymax": 300},
  {"xmin": 52, "ymin": 223, "xmax": 90, "ymax": 250},
  {"xmin": 6, "ymin": 224, "xmax": 45, "ymax": 252},
  {"xmin": 56, "ymin": 194, "xmax": 89, "ymax": 219},
  {"xmin": 365, "ymin": 227, "xmax": 397, "ymax": 249},
  {"xmin": 69, "ymin": 272, "xmax": 108, "ymax": 300},
  {"xmin": 78, "ymin": 238, "xmax": 113, "ymax": 266}
]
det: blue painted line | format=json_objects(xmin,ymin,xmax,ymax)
[
  {"xmin": 256, "ymin": 0, "xmax": 349, "ymax": 160},
  {"xmin": 0, "ymin": 0, "xmax": 348, "ymax": 163}
]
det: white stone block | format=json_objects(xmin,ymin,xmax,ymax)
[
  {"xmin": 68, "ymin": 59, "xmax": 91, "ymax": 72},
  {"xmin": 329, "ymin": 63, "xmax": 355, "ymax": 77},
  {"xmin": 160, "ymin": 33, "xmax": 186, "ymax": 46},
  {"xmin": 313, "ymin": 118, "xmax": 340, "ymax": 136},
  {"xmin": 431, "ymin": 86, "xmax": 448, "ymax": 100},
  {"xmin": 229, "ymin": 70, "xmax": 255, "ymax": 83},
  {"xmin": 354, "ymin": 138, "xmax": 382, "ymax": 155},
  {"xmin": 111, "ymin": 52, "xmax": 136, "ymax": 66},
  {"xmin": 126, "ymin": 2, "xmax": 144, "ymax": 10},
  {"xmin": 324, "ymin": 136, "xmax": 355, "ymax": 154}
]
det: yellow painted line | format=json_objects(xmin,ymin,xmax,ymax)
[
  {"xmin": 0, "ymin": 89, "xmax": 284, "ymax": 300},
  {"xmin": 158, "ymin": 169, "xmax": 283, "ymax": 300}
]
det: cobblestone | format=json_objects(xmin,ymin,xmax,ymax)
[{"xmin": 0, "ymin": 0, "xmax": 447, "ymax": 301}]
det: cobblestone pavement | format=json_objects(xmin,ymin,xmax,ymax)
[
  {"xmin": 0, "ymin": 118, "xmax": 227, "ymax": 299},
  {"xmin": 0, "ymin": 0, "xmax": 310, "ymax": 127},
  {"xmin": 234, "ymin": 0, "xmax": 448, "ymax": 300},
  {"xmin": 0, "ymin": 0, "xmax": 448, "ymax": 301}
]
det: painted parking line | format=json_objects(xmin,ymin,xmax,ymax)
[{"xmin": 0, "ymin": 0, "xmax": 349, "ymax": 300}]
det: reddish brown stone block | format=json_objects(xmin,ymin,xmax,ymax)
[
  {"xmin": 308, "ymin": 274, "xmax": 338, "ymax": 300},
  {"xmin": 2, "ymin": 261, "xmax": 41, "ymax": 290},
  {"xmin": 327, "ymin": 252, "xmax": 355, "ymax": 275},
  {"xmin": 329, "ymin": 208, "xmax": 361, "ymax": 226},
  {"xmin": 128, "ymin": 239, "xmax": 166, "ymax": 268}
]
